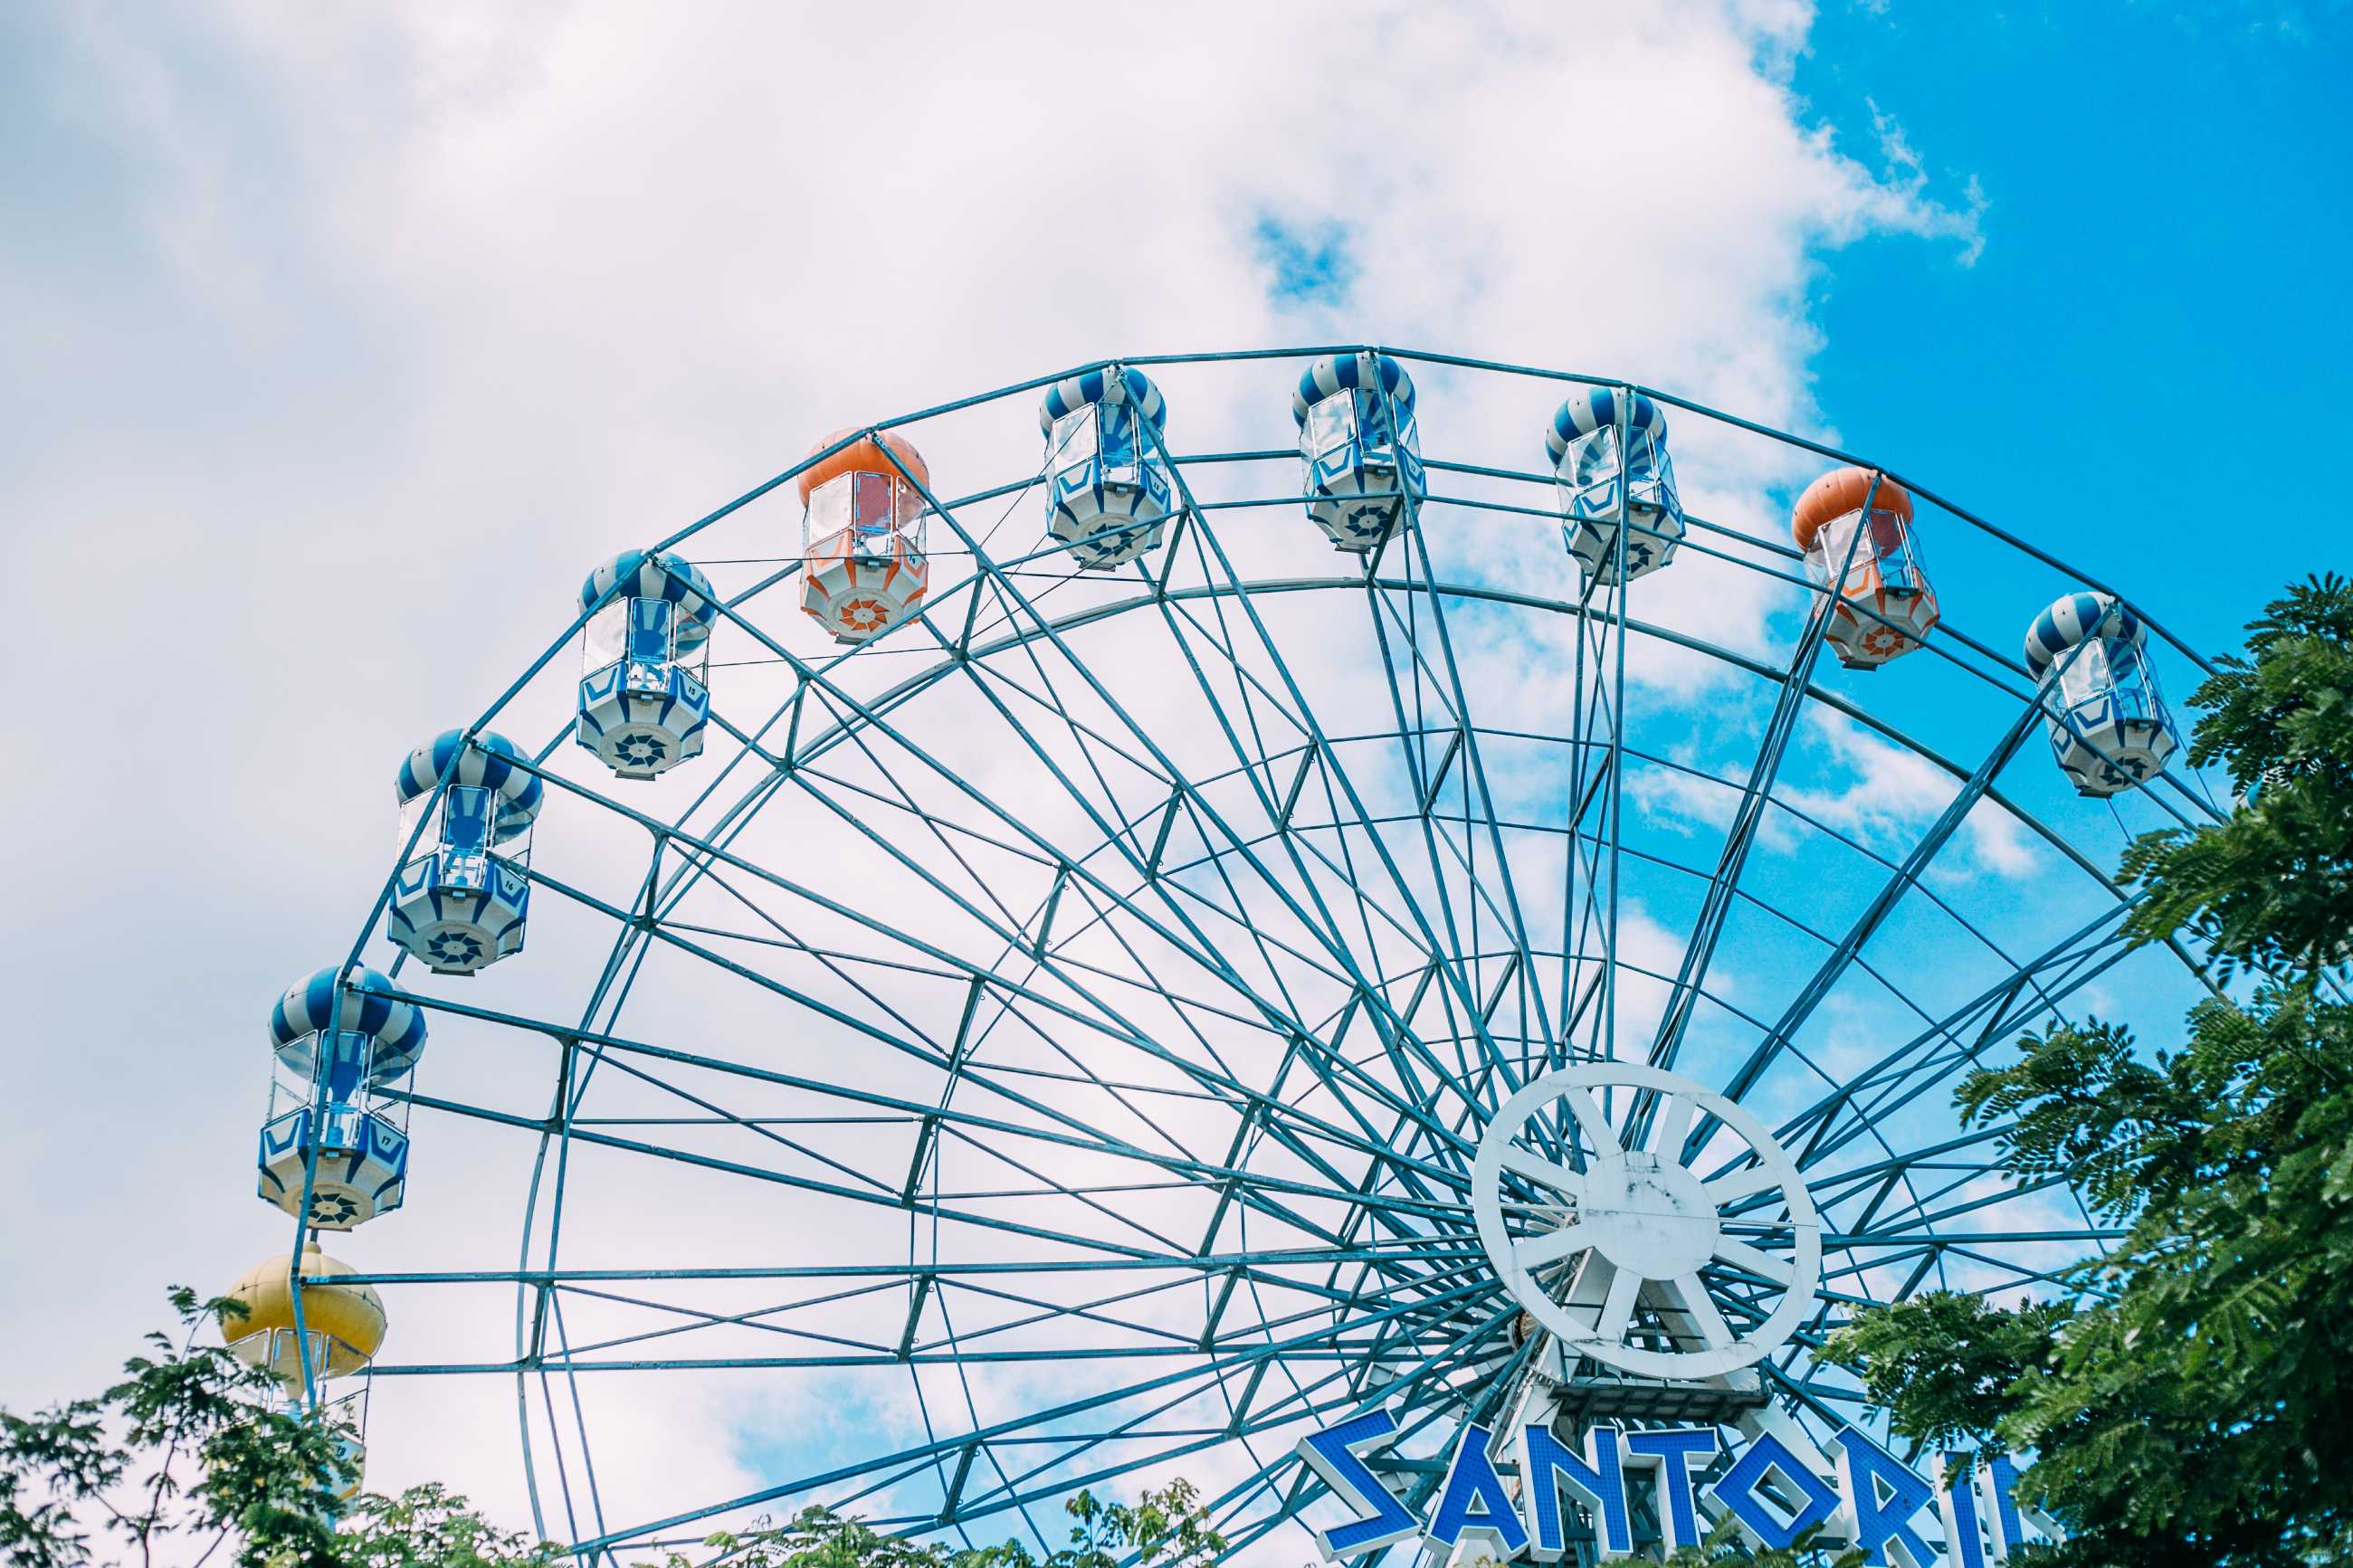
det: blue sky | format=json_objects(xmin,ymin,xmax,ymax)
[
  {"xmin": 1795, "ymin": 1, "xmax": 2353, "ymax": 651},
  {"xmin": 1, "ymin": 1, "xmax": 2347, "ymax": 1554}
]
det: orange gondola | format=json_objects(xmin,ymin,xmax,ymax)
[
  {"xmin": 798, "ymin": 428, "xmax": 931, "ymax": 643},
  {"xmin": 1791, "ymin": 468, "xmax": 1938, "ymax": 669}
]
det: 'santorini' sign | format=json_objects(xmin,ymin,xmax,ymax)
[{"xmin": 1296, "ymin": 1407, "xmax": 2057, "ymax": 1564}]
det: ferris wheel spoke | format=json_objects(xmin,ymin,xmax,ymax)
[
  {"xmin": 1647, "ymin": 1090, "xmax": 1696, "ymax": 1159},
  {"xmin": 402, "ymin": 964, "xmax": 1477, "ymax": 1297},
  {"xmin": 577, "ymin": 1047, "xmax": 906, "ymax": 1198},
  {"xmin": 1234, "ymin": 1100, "xmax": 1474, "ymax": 1263},
  {"xmin": 408, "ymin": 971, "xmax": 1449, "ymax": 1230},
  {"xmin": 1249, "ymin": 1029, "xmax": 1472, "ymax": 1204},
  {"xmin": 792, "ymin": 704, "xmax": 1058, "ymax": 940},
  {"xmin": 519, "ymin": 797, "xmax": 1142, "ymax": 1074},
  {"xmin": 1713, "ymin": 1237, "xmax": 1796, "ymax": 1287},
  {"xmin": 1843, "ymin": 1169, "xmax": 2081, "ymax": 1242},
  {"xmin": 667, "ymin": 614, "xmax": 1396, "ymax": 1102},
  {"xmin": 535, "ymin": 1283, "xmax": 901, "ymax": 1363},
  {"xmin": 1512, "ymin": 1225, "xmax": 1588, "ymax": 1273},
  {"xmin": 1306, "ymin": 987, "xmax": 1486, "ymax": 1177},
  {"xmin": 1777, "ymin": 903, "xmax": 2136, "ymax": 1171},
  {"xmin": 1589, "ymin": 1259, "xmax": 1642, "ymax": 1345},
  {"xmin": 1642, "ymin": 603, "xmax": 1837, "ymax": 1086},
  {"xmin": 1706, "ymin": 1160, "xmax": 1788, "ymax": 1207},
  {"xmin": 1396, "ymin": 520, "xmax": 1554, "ymax": 1044},
  {"xmin": 1556, "ymin": 572, "xmax": 1637, "ymax": 1060},
  {"xmin": 1157, "ymin": 503, "xmax": 1534, "ymax": 1102},
  {"xmin": 1496, "ymin": 1145, "xmax": 1586, "ymax": 1199},
  {"xmin": 1035, "ymin": 584, "xmax": 1377, "ymax": 983},
  {"xmin": 569, "ymin": 1266, "xmax": 1500, "ymax": 1553},
  {"xmin": 1143, "ymin": 830, "xmax": 1339, "ymax": 1014},
  {"xmin": 406, "ymin": 1085, "xmax": 1260, "ymax": 1269},
  {"xmin": 1164, "ymin": 627, "xmax": 1319, "ymax": 869},
  {"xmin": 957, "ymin": 1297, "xmax": 1503, "ymax": 1550},
  {"xmin": 722, "ymin": 929, "xmax": 1396, "ymax": 1208},
  {"xmin": 1357, "ymin": 581, "xmax": 1548, "ymax": 1087},
  {"xmin": 1671, "ymin": 1274, "xmax": 1738, "ymax": 1350},
  {"xmin": 1710, "ymin": 699, "xmax": 2046, "ymax": 1122},
  {"xmin": 1114, "ymin": 936, "xmax": 1481, "ymax": 1172},
  {"xmin": 743, "ymin": 728, "xmax": 1430, "ymax": 1146}
]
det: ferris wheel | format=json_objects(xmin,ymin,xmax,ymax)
[{"xmin": 225, "ymin": 347, "xmax": 2220, "ymax": 1563}]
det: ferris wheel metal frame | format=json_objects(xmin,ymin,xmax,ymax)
[{"xmin": 275, "ymin": 344, "xmax": 2227, "ymax": 1564}]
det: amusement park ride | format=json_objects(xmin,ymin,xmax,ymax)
[{"xmin": 230, "ymin": 348, "xmax": 2203, "ymax": 1563}]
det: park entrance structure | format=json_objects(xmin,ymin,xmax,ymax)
[{"xmin": 247, "ymin": 347, "xmax": 2215, "ymax": 1563}]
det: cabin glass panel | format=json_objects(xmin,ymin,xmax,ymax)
[
  {"xmin": 399, "ymin": 782, "xmax": 530, "ymax": 882},
  {"xmin": 1096, "ymin": 402, "xmax": 1146, "ymax": 483},
  {"xmin": 1367, "ymin": 388, "xmax": 1417, "ymax": 454},
  {"xmin": 625, "ymin": 598, "xmax": 678, "ymax": 679},
  {"xmin": 1805, "ymin": 508, "xmax": 1927, "ymax": 594},
  {"xmin": 2059, "ymin": 636, "xmax": 2167, "ymax": 727},
  {"xmin": 396, "ymin": 784, "xmax": 497, "ymax": 855},
  {"xmin": 1874, "ymin": 509, "xmax": 1928, "ymax": 592},
  {"xmin": 1050, "ymin": 405, "xmax": 1100, "ymax": 471},
  {"xmin": 2105, "ymin": 639, "xmax": 2167, "ymax": 725},
  {"xmin": 2055, "ymin": 637, "xmax": 2112, "ymax": 711},
  {"xmin": 584, "ymin": 600, "xmax": 630, "ymax": 673},
  {"xmin": 805, "ymin": 472, "xmax": 854, "ymax": 543},
  {"xmin": 396, "ymin": 792, "xmax": 432, "ymax": 851},
  {"xmin": 265, "ymin": 1030, "xmax": 338, "ymax": 1109},
  {"xmin": 437, "ymin": 785, "xmax": 494, "ymax": 856},
  {"xmin": 259, "ymin": 1027, "xmax": 413, "ymax": 1157},
  {"xmin": 1561, "ymin": 426, "xmax": 1620, "ymax": 513},
  {"xmin": 806, "ymin": 472, "xmax": 926, "ymax": 556},
  {"xmin": 233, "ymin": 1326, "xmax": 353, "ymax": 1385},
  {"xmin": 317, "ymin": 1028, "xmax": 373, "ymax": 1102},
  {"xmin": 1302, "ymin": 394, "xmax": 1359, "ymax": 465},
  {"xmin": 1051, "ymin": 403, "xmax": 1154, "ymax": 495},
  {"xmin": 1558, "ymin": 428, "xmax": 1657, "ymax": 508}
]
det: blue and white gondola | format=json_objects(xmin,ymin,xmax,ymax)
[
  {"xmin": 387, "ymin": 729, "xmax": 541, "ymax": 974},
  {"xmin": 1291, "ymin": 352, "xmax": 1425, "ymax": 552},
  {"xmin": 576, "ymin": 550, "xmax": 718, "ymax": 778},
  {"xmin": 1039, "ymin": 367, "xmax": 1174, "ymax": 570},
  {"xmin": 256, "ymin": 965, "xmax": 423, "ymax": 1230},
  {"xmin": 2024, "ymin": 592, "xmax": 2181, "ymax": 797},
  {"xmin": 1548, "ymin": 385, "xmax": 1685, "ymax": 584}
]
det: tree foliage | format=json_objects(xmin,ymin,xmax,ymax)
[
  {"xmin": 336, "ymin": 1486, "xmax": 554, "ymax": 1568},
  {"xmin": 2120, "ymin": 572, "xmax": 2353, "ymax": 977},
  {"xmin": 1, "ymin": 1288, "xmax": 352, "ymax": 1568},
  {"xmin": 0, "ymin": 1292, "xmax": 1221, "ymax": 1568},
  {"xmin": 1828, "ymin": 575, "xmax": 2353, "ymax": 1566},
  {"xmin": 662, "ymin": 1484, "xmax": 1224, "ymax": 1568}
]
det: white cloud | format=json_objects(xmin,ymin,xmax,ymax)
[
  {"xmin": 1783, "ymin": 709, "xmax": 2043, "ymax": 881},
  {"xmin": 1864, "ymin": 96, "xmax": 1989, "ymax": 267},
  {"xmin": 0, "ymin": 0, "xmax": 1997, "ymax": 1555},
  {"xmin": 1628, "ymin": 708, "xmax": 2042, "ymax": 884}
]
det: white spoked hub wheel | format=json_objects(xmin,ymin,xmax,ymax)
[{"xmin": 1472, "ymin": 1062, "xmax": 1821, "ymax": 1381}]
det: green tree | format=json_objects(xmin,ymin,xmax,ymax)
[
  {"xmin": 1, "ymin": 1288, "xmax": 352, "ymax": 1568},
  {"xmin": 1660, "ymin": 1522, "xmax": 1865, "ymax": 1566},
  {"xmin": 336, "ymin": 1486, "xmax": 555, "ymax": 1568},
  {"xmin": 2, "ymin": 1291, "xmax": 1219, "ymax": 1568},
  {"xmin": 1827, "ymin": 574, "xmax": 2353, "ymax": 1565},
  {"xmin": 656, "ymin": 1483, "xmax": 1224, "ymax": 1568}
]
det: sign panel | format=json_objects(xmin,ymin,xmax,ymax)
[{"xmin": 1296, "ymin": 1409, "xmax": 2058, "ymax": 1564}]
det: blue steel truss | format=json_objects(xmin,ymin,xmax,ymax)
[{"xmin": 278, "ymin": 347, "xmax": 2226, "ymax": 1564}]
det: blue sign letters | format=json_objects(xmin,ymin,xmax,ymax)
[{"xmin": 1294, "ymin": 1414, "xmax": 2049, "ymax": 1563}]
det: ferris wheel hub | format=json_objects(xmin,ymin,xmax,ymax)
[
  {"xmin": 1472, "ymin": 1061, "xmax": 1823, "ymax": 1382},
  {"xmin": 1579, "ymin": 1150, "xmax": 1720, "ymax": 1278}
]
